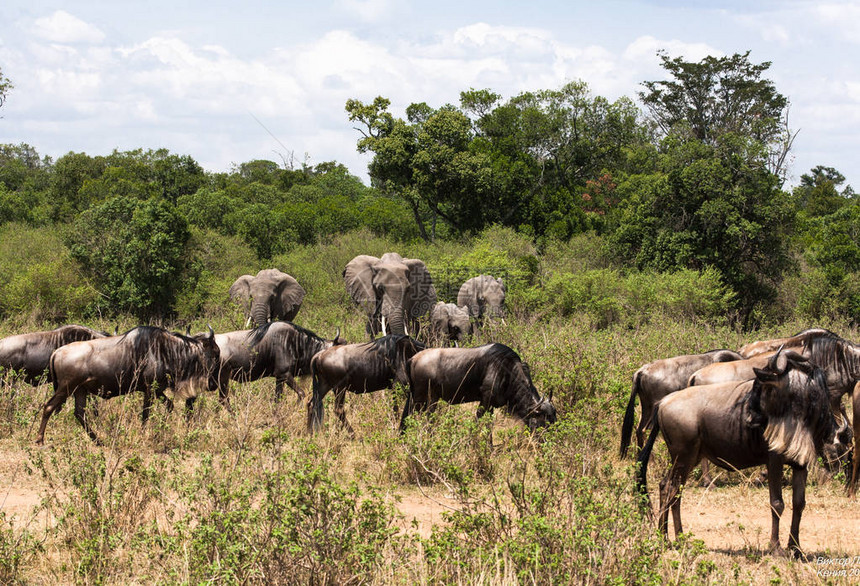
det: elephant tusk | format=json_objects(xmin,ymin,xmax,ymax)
[
  {"xmin": 381, "ymin": 315, "xmax": 387, "ymax": 337},
  {"xmin": 244, "ymin": 316, "xmax": 252, "ymax": 329}
]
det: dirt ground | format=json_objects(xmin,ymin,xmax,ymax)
[
  {"xmin": 2, "ymin": 443, "xmax": 859, "ymax": 583},
  {"xmin": 392, "ymin": 475, "xmax": 860, "ymax": 583}
]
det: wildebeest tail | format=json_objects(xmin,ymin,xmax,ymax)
[
  {"xmin": 635, "ymin": 404, "xmax": 661, "ymax": 501},
  {"xmin": 619, "ymin": 371, "xmax": 641, "ymax": 459}
]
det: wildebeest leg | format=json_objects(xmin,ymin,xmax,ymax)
[
  {"xmin": 275, "ymin": 374, "xmax": 304, "ymax": 403},
  {"xmin": 659, "ymin": 457, "xmax": 692, "ymax": 539},
  {"xmin": 476, "ymin": 403, "xmax": 495, "ymax": 447},
  {"xmin": 73, "ymin": 390, "xmax": 100, "ymax": 444},
  {"xmin": 333, "ymin": 388, "xmax": 355, "ymax": 437},
  {"xmin": 850, "ymin": 383, "xmax": 860, "ymax": 497},
  {"xmin": 787, "ymin": 465, "xmax": 807, "ymax": 557},
  {"xmin": 636, "ymin": 402, "xmax": 653, "ymax": 451},
  {"xmin": 141, "ymin": 389, "xmax": 154, "ymax": 424},
  {"xmin": 184, "ymin": 397, "xmax": 197, "ymax": 421},
  {"xmin": 766, "ymin": 456, "xmax": 786, "ymax": 555},
  {"xmin": 36, "ymin": 388, "xmax": 71, "ymax": 444},
  {"xmin": 698, "ymin": 459, "xmax": 713, "ymax": 487}
]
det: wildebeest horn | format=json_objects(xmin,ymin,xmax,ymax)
[
  {"xmin": 766, "ymin": 345, "xmax": 787, "ymax": 374},
  {"xmin": 548, "ymin": 389, "xmax": 553, "ymax": 402},
  {"xmin": 207, "ymin": 324, "xmax": 215, "ymax": 339},
  {"xmin": 334, "ymin": 326, "xmax": 341, "ymax": 340},
  {"xmin": 185, "ymin": 325, "xmax": 192, "ymax": 336}
]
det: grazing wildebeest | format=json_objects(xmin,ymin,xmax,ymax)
[
  {"xmin": 0, "ymin": 325, "xmax": 109, "ymax": 385},
  {"xmin": 214, "ymin": 322, "xmax": 345, "ymax": 403},
  {"xmin": 738, "ymin": 328, "xmax": 837, "ymax": 358},
  {"xmin": 636, "ymin": 350, "xmax": 848, "ymax": 557},
  {"xmin": 401, "ymin": 343, "xmax": 557, "ymax": 432},
  {"xmin": 36, "ymin": 326, "xmax": 220, "ymax": 444},
  {"xmin": 307, "ymin": 335, "xmax": 425, "ymax": 434},
  {"xmin": 619, "ymin": 349, "xmax": 744, "ymax": 459},
  {"xmin": 794, "ymin": 335, "xmax": 860, "ymax": 495}
]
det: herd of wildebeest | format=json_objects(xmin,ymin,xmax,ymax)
[{"xmin": 0, "ymin": 252, "xmax": 858, "ymax": 558}]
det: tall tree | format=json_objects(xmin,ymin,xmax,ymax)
[
  {"xmin": 0, "ymin": 67, "xmax": 11, "ymax": 112},
  {"xmin": 639, "ymin": 51, "xmax": 795, "ymax": 183}
]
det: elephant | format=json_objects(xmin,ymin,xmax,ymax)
[
  {"xmin": 344, "ymin": 252, "xmax": 436, "ymax": 339},
  {"xmin": 430, "ymin": 302, "xmax": 471, "ymax": 346},
  {"xmin": 457, "ymin": 275, "xmax": 506, "ymax": 323},
  {"xmin": 229, "ymin": 269, "xmax": 306, "ymax": 328}
]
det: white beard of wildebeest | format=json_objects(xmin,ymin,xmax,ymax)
[{"xmin": 636, "ymin": 350, "xmax": 846, "ymax": 557}]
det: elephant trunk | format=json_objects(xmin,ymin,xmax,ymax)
[
  {"xmin": 381, "ymin": 288, "xmax": 408, "ymax": 336},
  {"xmin": 251, "ymin": 301, "xmax": 270, "ymax": 328}
]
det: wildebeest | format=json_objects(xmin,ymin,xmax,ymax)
[
  {"xmin": 401, "ymin": 343, "xmax": 556, "ymax": 432},
  {"xmin": 619, "ymin": 349, "xmax": 744, "ymax": 459},
  {"xmin": 636, "ymin": 350, "xmax": 848, "ymax": 557},
  {"xmin": 214, "ymin": 322, "xmax": 345, "ymax": 403},
  {"xmin": 0, "ymin": 325, "xmax": 109, "ymax": 385},
  {"xmin": 738, "ymin": 328, "xmax": 837, "ymax": 358},
  {"xmin": 307, "ymin": 334, "xmax": 425, "ymax": 434},
  {"xmin": 687, "ymin": 353, "xmax": 775, "ymax": 387},
  {"xmin": 36, "ymin": 326, "xmax": 220, "ymax": 444},
  {"xmin": 793, "ymin": 335, "xmax": 860, "ymax": 495}
]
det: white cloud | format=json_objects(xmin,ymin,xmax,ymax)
[
  {"xmin": 814, "ymin": 2, "xmax": 860, "ymax": 43},
  {"xmin": 30, "ymin": 10, "xmax": 105, "ymax": 44},
  {"xmin": 623, "ymin": 36, "xmax": 721, "ymax": 64},
  {"xmin": 333, "ymin": 0, "xmax": 396, "ymax": 24}
]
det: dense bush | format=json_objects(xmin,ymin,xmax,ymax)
[
  {"xmin": 0, "ymin": 224, "xmax": 95, "ymax": 323},
  {"xmin": 65, "ymin": 196, "xmax": 191, "ymax": 319}
]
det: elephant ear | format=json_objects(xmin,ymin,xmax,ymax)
[
  {"xmin": 403, "ymin": 258, "xmax": 436, "ymax": 318},
  {"xmin": 229, "ymin": 275, "xmax": 254, "ymax": 305},
  {"xmin": 268, "ymin": 270, "xmax": 306, "ymax": 322},
  {"xmin": 344, "ymin": 255, "xmax": 380, "ymax": 314}
]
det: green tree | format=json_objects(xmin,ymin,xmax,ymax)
[
  {"xmin": 607, "ymin": 133, "xmax": 795, "ymax": 323},
  {"xmin": 792, "ymin": 165, "xmax": 855, "ymax": 218},
  {"xmin": 639, "ymin": 51, "xmax": 795, "ymax": 182},
  {"xmin": 0, "ymin": 67, "xmax": 11, "ymax": 111},
  {"xmin": 66, "ymin": 196, "xmax": 191, "ymax": 318}
]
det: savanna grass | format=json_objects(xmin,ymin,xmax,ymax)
[{"xmin": 0, "ymin": 228, "xmax": 858, "ymax": 584}]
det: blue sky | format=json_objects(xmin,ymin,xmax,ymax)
[{"xmin": 1, "ymin": 1, "xmax": 858, "ymax": 189}]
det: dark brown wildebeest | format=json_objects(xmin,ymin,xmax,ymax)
[
  {"xmin": 214, "ymin": 322, "xmax": 345, "ymax": 404},
  {"xmin": 36, "ymin": 326, "xmax": 220, "ymax": 444},
  {"xmin": 637, "ymin": 350, "xmax": 848, "ymax": 557},
  {"xmin": 0, "ymin": 325, "xmax": 109, "ymax": 385},
  {"xmin": 619, "ymin": 349, "xmax": 744, "ymax": 459},
  {"xmin": 737, "ymin": 328, "xmax": 837, "ymax": 358},
  {"xmin": 307, "ymin": 334, "xmax": 425, "ymax": 434},
  {"xmin": 794, "ymin": 335, "xmax": 860, "ymax": 495},
  {"xmin": 401, "ymin": 343, "xmax": 556, "ymax": 432}
]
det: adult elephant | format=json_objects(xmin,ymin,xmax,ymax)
[
  {"xmin": 344, "ymin": 253, "xmax": 436, "ymax": 339},
  {"xmin": 458, "ymin": 275, "xmax": 506, "ymax": 322},
  {"xmin": 229, "ymin": 269, "xmax": 306, "ymax": 328}
]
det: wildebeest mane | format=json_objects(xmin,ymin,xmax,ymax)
[
  {"xmin": 744, "ymin": 359, "xmax": 833, "ymax": 467},
  {"xmin": 118, "ymin": 326, "xmax": 209, "ymax": 379},
  {"xmin": 484, "ymin": 344, "xmax": 542, "ymax": 419},
  {"xmin": 804, "ymin": 336, "xmax": 860, "ymax": 391}
]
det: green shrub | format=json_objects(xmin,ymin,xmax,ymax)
[{"xmin": 0, "ymin": 223, "xmax": 95, "ymax": 322}]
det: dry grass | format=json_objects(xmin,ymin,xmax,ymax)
[{"xmin": 0, "ymin": 314, "xmax": 858, "ymax": 584}]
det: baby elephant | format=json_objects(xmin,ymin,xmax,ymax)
[{"xmin": 429, "ymin": 302, "xmax": 471, "ymax": 346}]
